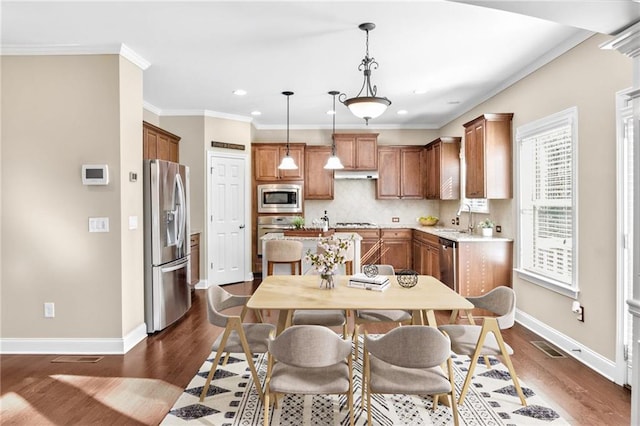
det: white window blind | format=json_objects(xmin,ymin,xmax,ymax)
[{"xmin": 517, "ymin": 107, "xmax": 578, "ymax": 295}]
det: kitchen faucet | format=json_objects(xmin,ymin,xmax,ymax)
[{"xmin": 458, "ymin": 203, "xmax": 474, "ymax": 233}]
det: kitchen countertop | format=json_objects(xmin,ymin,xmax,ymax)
[{"xmin": 334, "ymin": 223, "xmax": 512, "ymax": 242}]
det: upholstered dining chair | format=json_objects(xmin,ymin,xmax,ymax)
[
  {"xmin": 263, "ymin": 325, "xmax": 354, "ymax": 426},
  {"xmin": 199, "ymin": 285, "xmax": 275, "ymax": 403},
  {"xmin": 362, "ymin": 326, "xmax": 459, "ymax": 426},
  {"xmin": 352, "ymin": 264, "xmax": 412, "ymax": 358},
  {"xmin": 291, "ymin": 239, "xmax": 349, "ymax": 336},
  {"xmin": 439, "ymin": 286, "xmax": 527, "ymax": 406}
]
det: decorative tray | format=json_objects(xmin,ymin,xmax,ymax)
[{"xmin": 283, "ymin": 229, "xmax": 336, "ymax": 237}]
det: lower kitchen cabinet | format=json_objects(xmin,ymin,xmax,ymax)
[
  {"xmin": 336, "ymin": 228, "xmax": 381, "ymax": 267},
  {"xmin": 380, "ymin": 228, "xmax": 413, "ymax": 270},
  {"xmin": 457, "ymin": 240, "xmax": 513, "ymax": 315},
  {"xmin": 190, "ymin": 233, "xmax": 200, "ymax": 285},
  {"xmin": 412, "ymin": 230, "xmax": 440, "ymax": 278}
]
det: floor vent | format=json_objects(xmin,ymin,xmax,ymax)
[
  {"xmin": 531, "ymin": 340, "xmax": 566, "ymax": 358},
  {"xmin": 51, "ymin": 356, "xmax": 104, "ymax": 363}
]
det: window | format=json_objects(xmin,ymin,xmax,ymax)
[{"xmin": 516, "ymin": 107, "xmax": 578, "ymax": 297}]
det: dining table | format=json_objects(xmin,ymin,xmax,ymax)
[{"xmin": 247, "ymin": 274, "xmax": 474, "ymax": 334}]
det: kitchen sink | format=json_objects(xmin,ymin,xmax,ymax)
[{"xmin": 435, "ymin": 228, "xmax": 469, "ymax": 234}]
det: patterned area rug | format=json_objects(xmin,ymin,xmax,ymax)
[{"xmin": 162, "ymin": 337, "xmax": 568, "ymax": 425}]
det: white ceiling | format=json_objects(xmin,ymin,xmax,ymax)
[{"xmin": 3, "ymin": 1, "xmax": 639, "ymax": 130}]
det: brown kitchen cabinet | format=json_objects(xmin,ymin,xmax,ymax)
[
  {"xmin": 304, "ymin": 146, "xmax": 334, "ymax": 199},
  {"xmin": 425, "ymin": 137, "xmax": 460, "ymax": 200},
  {"xmin": 457, "ymin": 240, "xmax": 513, "ymax": 301},
  {"xmin": 463, "ymin": 113, "xmax": 513, "ymax": 199},
  {"xmin": 377, "ymin": 146, "xmax": 425, "ymax": 199},
  {"xmin": 334, "ymin": 133, "xmax": 378, "ymax": 170},
  {"xmin": 380, "ymin": 228, "xmax": 413, "ymax": 270},
  {"xmin": 412, "ymin": 230, "xmax": 440, "ymax": 278},
  {"xmin": 143, "ymin": 121, "xmax": 180, "ymax": 162},
  {"xmin": 335, "ymin": 228, "xmax": 381, "ymax": 267},
  {"xmin": 189, "ymin": 233, "xmax": 200, "ymax": 285},
  {"xmin": 252, "ymin": 143, "xmax": 305, "ymax": 181}
]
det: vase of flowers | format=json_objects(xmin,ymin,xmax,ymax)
[
  {"xmin": 305, "ymin": 236, "xmax": 353, "ymax": 289},
  {"xmin": 477, "ymin": 218, "xmax": 495, "ymax": 237}
]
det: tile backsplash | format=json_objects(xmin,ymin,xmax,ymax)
[{"xmin": 304, "ymin": 180, "xmax": 439, "ymax": 226}]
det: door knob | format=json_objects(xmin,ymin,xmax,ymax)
[{"xmin": 239, "ymin": 224, "xmax": 245, "ymax": 229}]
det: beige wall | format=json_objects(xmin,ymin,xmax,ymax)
[
  {"xmin": 438, "ymin": 34, "xmax": 631, "ymax": 360},
  {"xmin": 1, "ymin": 55, "xmax": 144, "ymax": 340}
]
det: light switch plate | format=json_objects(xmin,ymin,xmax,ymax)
[
  {"xmin": 89, "ymin": 217, "xmax": 109, "ymax": 233},
  {"xmin": 128, "ymin": 215, "xmax": 138, "ymax": 230}
]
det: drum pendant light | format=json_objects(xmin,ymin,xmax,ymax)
[
  {"xmin": 324, "ymin": 90, "xmax": 344, "ymax": 170},
  {"xmin": 278, "ymin": 91, "xmax": 298, "ymax": 170},
  {"xmin": 339, "ymin": 23, "xmax": 391, "ymax": 125}
]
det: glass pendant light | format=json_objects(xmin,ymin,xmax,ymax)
[
  {"xmin": 278, "ymin": 91, "xmax": 298, "ymax": 170},
  {"xmin": 324, "ymin": 90, "xmax": 344, "ymax": 169}
]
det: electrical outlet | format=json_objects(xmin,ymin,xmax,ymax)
[
  {"xmin": 496, "ymin": 225, "xmax": 502, "ymax": 233},
  {"xmin": 577, "ymin": 305, "xmax": 584, "ymax": 322},
  {"xmin": 455, "ymin": 217, "xmax": 460, "ymax": 225},
  {"xmin": 44, "ymin": 302, "xmax": 55, "ymax": 318},
  {"xmin": 392, "ymin": 217, "xmax": 399, "ymax": 223},
  {"xmin": 451, "ymin": 218, "xmax": 455, "ymax": 225}
]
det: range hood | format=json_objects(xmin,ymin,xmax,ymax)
[{"xmin": 334, "ymin": 170, "xmax": 379, "ymax": 180}]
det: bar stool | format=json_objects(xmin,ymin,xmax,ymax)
[{"xmin": 265, "ymin": 240, "xmax": 303, "ymax": 276}]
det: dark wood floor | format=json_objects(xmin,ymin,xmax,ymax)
[{"xmin": 1, "ymin": 280, "xmax": 631, "ymax": 425}]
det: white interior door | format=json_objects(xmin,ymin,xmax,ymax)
[{"xmin": 208, "ymin": 153, "xmax": 246, "ymax": 285}]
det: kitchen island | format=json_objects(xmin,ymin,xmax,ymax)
[{"xmin": 261, "ymin": 232, "xmax": 362, "ymax": 280}]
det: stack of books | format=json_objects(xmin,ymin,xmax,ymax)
[{"xmin": 347, "ymin": 273, "xmax": 390, "ymax": 292}]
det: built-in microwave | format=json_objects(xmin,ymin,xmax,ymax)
[{"xmin": 257, "ymin": 183, "xmax": 303, "ymax": 214}]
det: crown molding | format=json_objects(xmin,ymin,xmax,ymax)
[
  {"xmin": 600, "ymin": 20, "xmax": 640, "ymax": 58},
  {"xmin": 0, "ymin": 43, "xmax": 150, "ymax": 70}
]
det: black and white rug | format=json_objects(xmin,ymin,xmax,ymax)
[{"xmin": 162, "ymin": 338, "xmax": 568, "ymax": 425}]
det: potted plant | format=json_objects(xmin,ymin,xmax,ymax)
[
  {"xmin": 291, "ymin": 216, "xmax": 305, "ymax": 230},
  {"xmin": 477, "ymin": 218, "xmax": 495, "ymax": 237}
]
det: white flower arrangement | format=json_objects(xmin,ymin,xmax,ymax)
[{"xmin": 305, "ymin": 236, "xmax": 353, "ymax": 276}]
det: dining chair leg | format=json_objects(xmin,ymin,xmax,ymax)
[
  {"xmin": 352, "ymin": 324, "xmax": 360, "ymax": 359},
  {"xmin": 447, "ymin": 357, "xmax": 460, "ymax": 426},
  {"xmin": 458, "ymin": 325, "xmax": 490, "ymax": 405},
  {"xmin": 199, "ymin": 326, "xmax": 233, "ymax": 402},
  {"xmin": 347, "ymin": 356, "xmax": 354, "ymax": 426},
  {"xmin": 491, "ymin": 325, "xmax": 527, "ymax": 406},
  {"xmin": 234, "ymin": 320, "xmax": 265, "ymax": 403}
]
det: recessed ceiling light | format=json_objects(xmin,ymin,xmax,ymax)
[
  {"xmin": 413, "ymin": 89, "xmax": 428, "ymax": 94},
  {"xmin": 397, "ymin": 110, "xmax": 408, "ymax": 115},
  {"xmin": 251, "ymin": 111, "xmax": 261, "ymax": 116},
  {"xmin": 233, "ymin": 89, "xmax": 247, "ymax": 96},
  {"xmin": 447, "ymin": 101, "xmax": 461, "ymax": 105}
]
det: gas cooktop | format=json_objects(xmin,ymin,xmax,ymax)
[{"xmin": 334, "ymin": 222, "xmax": 378, "ymax": 229}]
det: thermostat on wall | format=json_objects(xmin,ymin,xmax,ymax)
[{"xmin": 82, "ymin": 164, "xmax": 109, "ymax": 185}]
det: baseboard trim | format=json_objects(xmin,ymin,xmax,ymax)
[
  {"xmin": 0, "ymin": 322, "xmax": 148, "ymax": 355},
  {"xmin": 194, "ymin": 279, "xmax": 208, "ymax": 289},
  {"xmin": 516, "ymin": 309, "xmax": 617, "ymax": 381}
]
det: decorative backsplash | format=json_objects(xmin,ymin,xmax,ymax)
[{"xmin": 304, "ymin": 180, "xmax": 439, "ymax": 227}]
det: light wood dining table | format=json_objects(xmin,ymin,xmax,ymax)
[{"xmin": 247, "ymin": 274, "xmax": 474, "ymax": 334}]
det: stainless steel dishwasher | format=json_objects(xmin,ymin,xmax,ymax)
[{"xmin": 438, "ymin": 237, "xmax": 457, "ymax": 291}]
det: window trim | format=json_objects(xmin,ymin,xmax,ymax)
[{"xmin": 515, "ymin": 106, "xmax": 579, "ymax": 297}]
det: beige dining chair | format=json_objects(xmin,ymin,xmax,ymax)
[
  {"xmin": 352, "ymin": 265, "xmax": 412, "ymax": 358},
  {"xmin": 199, "ymin": 285, "xmax": 275, "ymax": 403},
  {"xmin": 439, "ymin": 286, "xmax": 527, "ymax": 406},
  {"xmin": 291, "ymin": 239, "xmax": 349, "ymax": 336},
  {"xmin": 263, "ymin": 325, "xmax": 354, "ymax": 426},
  {"xmin": 362, "ymin": 326, "xmax": 459, "ymax": 426}
]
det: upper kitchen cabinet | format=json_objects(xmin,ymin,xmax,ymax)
[
  {"xmin": 376, "ymin": 146, "xmax": 424, "ymax": 200},
  {"xmin": 463, "ymin": 113, "xmax": 513, "ymax": 199},
  {"xmin": 143, "ymin": 121, "xmax": 180, "ymax": 163},
  {"xmin": 425, "ymin": 137, "xmax": 461, "ymax": 200},
  {"xmin": 304, "ymin": 146, "xmax": 334, "ymax": 200},
  {"xmin": 334, "ymin": 133, "xmax": 378, "ymax": 170},
  {"xmin": 252, "ymin": 143, "xmax": 305, "ymax": 181}
]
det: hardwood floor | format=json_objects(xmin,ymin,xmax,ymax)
[{"xmin": 1, "ymin": 280, "xmax": 631, "ymax": 425}]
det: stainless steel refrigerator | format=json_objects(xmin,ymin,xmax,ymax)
[{"xmin": 143, "ymin": 159, "xmax": 191, "ymax": 333}]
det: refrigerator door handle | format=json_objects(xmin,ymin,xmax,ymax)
[
  {"xmin": 175, "ymin": 173, "xmax": 187, "ymax": 248},
  {"xmin": 161, "ymin": 261, "xmax": 187, "ymax": 273}
]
